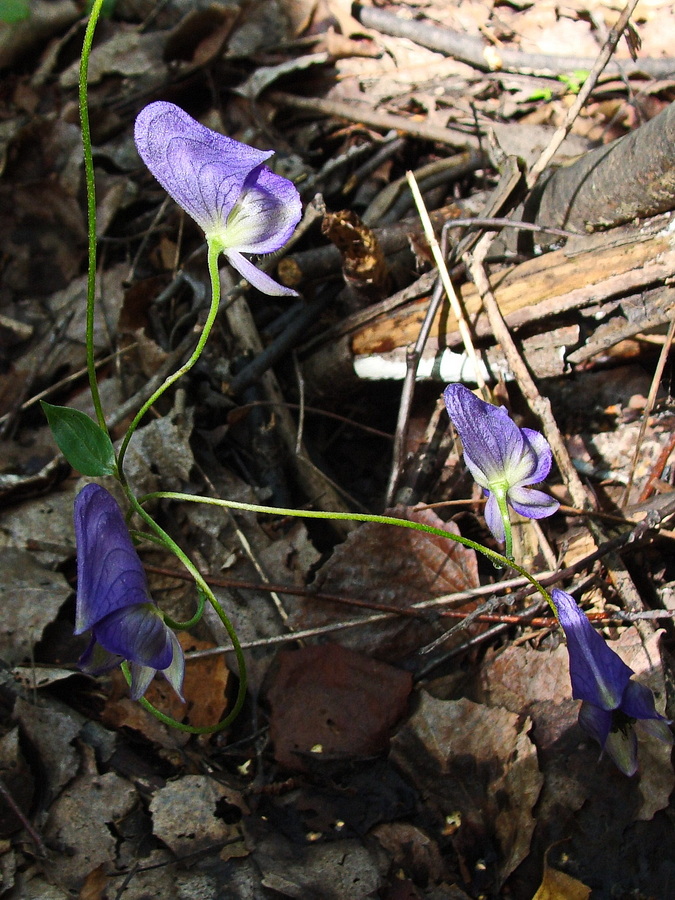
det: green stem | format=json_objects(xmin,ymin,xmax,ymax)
[
  {"xmin": 79, "ymin": 0, "xmax": 109, "ymax": 433},
  {"xmin": 493, "ymin": 487, "xmax": 513, "ymax": 562},
  {"xmin": 120, "ymin": 484, "xmax": 247, "ymax": 734},
  {"xmin": 129, "ymin": 529, "xmax": 206, "ymax": 629},
  {"xmin": 116, "ymin": 240, "xmax": 222, "ymax": 475},
  {"xmin": 139, "ymin": 491, "xmax": 557, "ymax": 615}
]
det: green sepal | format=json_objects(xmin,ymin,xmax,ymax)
[{"xmin": 41, "ymin": 402, "xmax": 116, "ymax": 476}]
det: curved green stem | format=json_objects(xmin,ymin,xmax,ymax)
[
  {"xmin": 120, "ymin": 660, "xmax": 240, "ymax": 734},
  {"xmin": 139, "ymin": 491, "xmax": 557, "ymax": 615},
  {"xmin": 129, "ymin": 528, "xmax": 207, "ymax": 629},
  {"xmin": 79, "ymin": 0, "xmax": 109, "ymax": 434},
  {"xmin": 120, "ymin": 484, "xmax": 247, "ymax": 734},
  {"xmin": 493, "ymin": 487, "xmax": 513, "ymax": 562},
  {"xmin": 116, "ymin": 240, "xmax": 222, "ymax": 475}
]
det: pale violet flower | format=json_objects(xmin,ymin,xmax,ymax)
[
  {"xmin": 552, "ymin": 589, "xmax": 672, "ymax": 776},
  {"xmin": 443, "ymin": 383, "xmax": 559, "ymax": 554},
  {"xmin": 134, "ymin": 101, "xmax": 301, "ymax": 296},
  {"xmin": 74, "ymin": 484, "xmax": 184, "ymax": 701}
]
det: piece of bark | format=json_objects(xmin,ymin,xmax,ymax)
[
  {"xmin": 531, "ymin": 101, "xmax": 675, "ymax": 236},
  {"xmin": 301, "ymin": 214, "xmax": 675, "ymax": 393},
  {"xmin": 352, "ymin": 215, "xmax": 675, "ymax": 354}
]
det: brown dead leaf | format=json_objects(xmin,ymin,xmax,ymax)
[
  {"xmin": 102, "ymin": 631, "xmax": 231, "ymax": 746},
  {"xmin": 13, "ymin": 697, "xmax": 79, "ymax": 806},
  {"xmin": 78, "ymin": 864, "xmax": 108, "ymax": 900},
  {"xmin": 164, "ymin": 6, "xmax": 239, "ymax": 66},
  {"xmin": 267, "ymin": 642, "xmax": 412, "ymax": 771},
  {"xmin": 256, "ymin": 833, "xmax": 385, "ymax": 899},
  {"xmin": 0, "ymin": 728, "xmax": 34, "ymax": 838},
  {"xmin": 0, "ymin": 550, "xmax": 71, "ymax": 665},
  {"xmin": 533, "ymin": 856, "xmax": 591, "ymax": 900},
  {"xmin": 44, "ymin": 772, "xmax": 137, "ymax": 890},
  {"xmin": 390, "ymin": 692, "xmax": 543, "ymax": 886},
  {"xmin": 372, "ymin": 822, "xmax": 446, "ymax": 885},
  {"xmin": 150, "ymin": 775, "xmax": 247, "ymax": 858},
  {"xmin": 288, "ymin": 507, "xmax": 479, "ymax": 660}
]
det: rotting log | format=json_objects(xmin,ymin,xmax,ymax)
[
  {"xmin": 300, "ymin": 214, "xmax": 675, "ymax": 396},
  {"xmin": 530, "ymin": 100, "xmax": 675, "ymax": 236}
]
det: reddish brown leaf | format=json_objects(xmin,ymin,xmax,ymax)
[
  {"xmin": 288, "ymin": 507, "xmax": 479, "ymax": 660},
  {"xmin": 267, "ymin": 643, "xmax": 413, "ymax": 771}
]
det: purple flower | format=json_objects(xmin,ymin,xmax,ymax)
[
  {"xmin": 74, "ymin": 484, "xmax": 184, "ymax": 701},
  {"xmin": 552, "ymin": 589, "xmax": 672, "ymax": 775},
  {"xmin": 443, "ymin": 383, "xmax": 559, "ymax": 549},
  {"xmin": 134, "ymin": 101, "xmax": 301, "ymax": 297}
]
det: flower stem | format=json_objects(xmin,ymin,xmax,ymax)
[
  {"xmin": 120, "ymin": 485, "xmax": 248, "ymax": 734},
  {"xmin": 140, "ymin": 490, "xmax": 557, "ymax": 615},
  {"xmin": 494, "ymin": 487, "xmax": 514, "ymax": 562},
  {"xmin": 116, "ymin": 240, "xmax": 222, "ymax": 475},
  {"xmin": 79, "ymin": 0, "xmax": 109, "ymax": 434}
]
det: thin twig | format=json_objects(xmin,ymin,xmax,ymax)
[
  {"xmin": 622, "ymin": 314, "xmax": 675, "ymax": 506},
  {"xmin": 0, "ymin": 775, "xmax": 48, "ymax": 858},
  {"xmin": 407, "ymin": 172, "xmax": 487, "ymax": 396},
  {"xmin": 526, "ymin": 0, "xmax": 641, "ymax": 189},
  {"xmin": 268, "ymin": 90, "xmax": 483, "ymax": 149},
  {"xmin": 353, "ymin": 2, "xmax": 675, "ymax": 79},
  {"xmin": 384, "ymin": 174, "xmax": 490, "ymax": 503}
]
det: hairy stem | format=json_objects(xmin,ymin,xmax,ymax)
[
  {"xmin": 79, "ymin": 0, "xmax": 109, "ymax": 433},
  {"xmin": 117, "ymin": 240, "xmax": 222, "ymax": 474},
  {"xmin": 140, "ymin": 491, "xmax": 557, "ymax": 615}
]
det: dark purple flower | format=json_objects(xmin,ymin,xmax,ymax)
[
  {"xmin": 443, "ymin": 383, "xmax": 559, "ymax": 545},
  {"xmin": 134, "ymin": 101, "xmax": 301, "ymax": 296},
  {"xmin": 74, "ymin": 484, "xmax": 184, "ymax": 701},
  {"xmin": 552, "ymin": 589, "xmax": 672, "ymax": 775}
]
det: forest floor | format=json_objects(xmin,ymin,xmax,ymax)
[{"xmin": 1, "ymin": 0, "xmax": 675, "ymax": 897}]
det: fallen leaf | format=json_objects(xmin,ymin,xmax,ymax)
[
  {"xmin": 289, "ymin": 507, "xmax": 479, "ymax": 660},
  {"xmin": 43, "ymin": 772, "xmax": 136, "ymax": 890},
  {"xmin": 532, "ymin": 856, "xmax": 591, "ymax": 899},
  {"xmin": 0, "ymin": 550, "xmax": 71, "ymax": 664},
  {"xmin": 267, "ymin": 642, "xmax": 412, "ymax": 771},
  {"xmin": 390, "ymin": 692, "xmax": 543, "ymax": 886},
  {"xmin": 150, "ymin": 775, "xmax": 247, "ymax": 857}
]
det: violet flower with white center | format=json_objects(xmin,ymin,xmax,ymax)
[
  {"xmin": 443, "ymin": 383, "xmax": 559, "ymax": 558},
  {"xmin": 134, "ymin": 101, "xmax": 301, "ymax": 297},
  {"xmin": 74, "ymin": 484, "xmax": 184, "ymax": 701},
  {"xmin": 552, "ymin": 589, "xmax": 672, "ymax": 776}
]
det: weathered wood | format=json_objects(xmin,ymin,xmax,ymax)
[
  {"xmin": 532, "ymin": 101, "xmax": 675, "ymax": 235},
  {"xmin": 301, "ymin": 214, "xmax": 675, "ymax": 393}
]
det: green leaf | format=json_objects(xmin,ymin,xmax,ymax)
[
  {"xmin": 41, "ymin": 403, "xmax": 116, "ymax": 476},
  {"xmin": 0, "ymin": 0, "xmax": 29, "ymax": 23}
]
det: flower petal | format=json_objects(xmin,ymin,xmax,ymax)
[
  {"xmin": 93, "ymin": 603, "xmax": 173, "ymax": 672},
  {"xmin": 225, "ymin": 249, "xmax": 298, "ymax": 297},
  {"xmin": 444, "ymin": 384, "xmax": 526, "ymax": 485},
  {"xmin": 128, "ymin": 663, "xmax": 157, "ymax": 701},
  {"xmin": 483, "ymin": 491, "xmax": 506, "ymax": 543},
  {"xmin": 134, "ymin": 102, "xmax": 272, "ymax": 236},
  {"xmin": 519, "ymin": 428, "xmax": 553, "ymax": 484},
  {"xmin": 74, "ymin": 484, "xmax": 150, "ymax": 634},
  {"xmin": 578, "ymin": 700, "xmax": 613, "ymax": 749},
  {"xmin": 507, "ymin": 485, "xmax": 560, "ymax": 520},
  {"xmin": 603, "ymin": 724, "xmax": 639, "ymax": 777},
  {"xmin": 551, "ymin": 589, "xmax": 633, "ymax": 710},
  {"xmin": 638, "ymin": 717, "xmax": 674, "ymax": 745},
  {"xmin": 78, "ymin": 635, "xmax": 121, "ymax": 675},
  {"xmin": 164, "ymin": 630, "xmax": 185, "ymax": 702},
  {"xmin": 222, "ymin": 165, "xmax": 302, "ymax": 254},
  {"xmin": 620, "ymin": 678, "xmax": 668, "ymax": 721}
]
